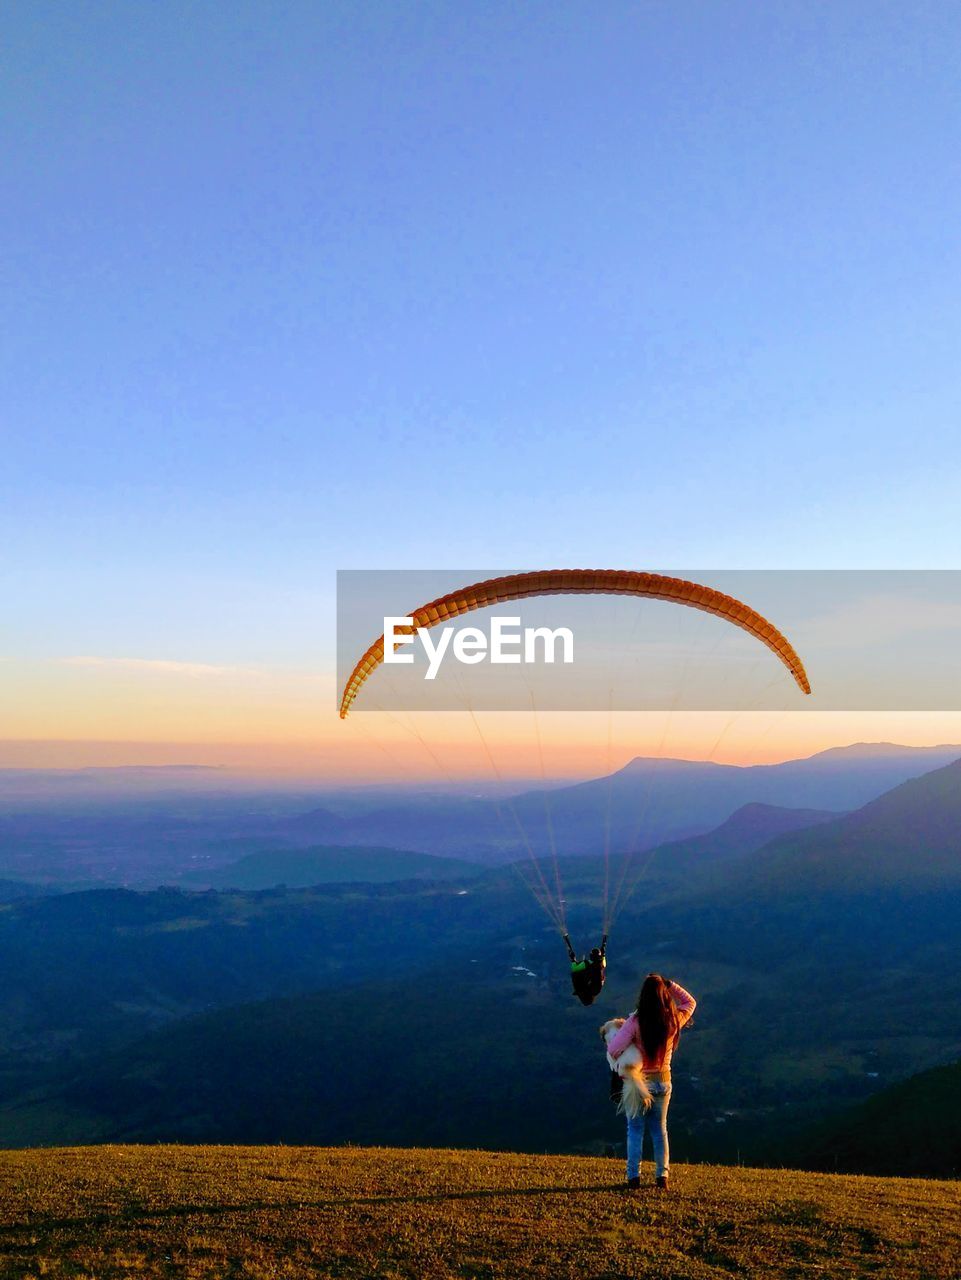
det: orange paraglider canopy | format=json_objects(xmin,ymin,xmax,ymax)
[{"xmin": 339, "ymin": 569, "xmax": 811, "ymax": 717}]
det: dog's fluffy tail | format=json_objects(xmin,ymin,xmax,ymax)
[{"xmin": 617, "ymin": 1071, "xmax": 653, "ymax": 1119}]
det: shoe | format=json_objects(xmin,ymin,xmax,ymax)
[
  {"xmin": 654, "ymin": 1175, "xmax": 669, "ymax": 1190},
  {"xmin": 625, "ymin": 1176, "xmax": 641, "ymax": 1190}
]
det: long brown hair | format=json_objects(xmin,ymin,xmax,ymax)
[{"xmin": 637, "ymin": 973, "xmax": 679, "ymax": 1068}]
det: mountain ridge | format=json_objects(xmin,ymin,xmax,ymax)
[
  {"xmin": 278, "ymin": 742, "xmax": 961, "ymax": 863},
  {"xmin": 728, "ymin": 756, "xmax": 961, "ymax": 893}
]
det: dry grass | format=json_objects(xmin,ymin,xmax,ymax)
[{"xmin": 0, "ymin": 1144, "xmax": 957, "ymax": 1279}]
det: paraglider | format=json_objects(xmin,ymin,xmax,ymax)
[
  {"xmin": 567, "ymin": 935, "xmax": 607, "ymax": 1006},
  {"xmin": 339, "ymin": 570, "xmax": 810, "ymax": 1005}
]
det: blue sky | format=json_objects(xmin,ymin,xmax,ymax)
[{"xmin": 4, "ymin": 1, "xmax": 961, "ymax": 678}]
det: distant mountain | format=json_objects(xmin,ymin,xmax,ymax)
[
  {"xmin": 185, "ymin": 844, "xmax": 483, "ymax": 890},
  {"xmin": 276, "ymin": 742, "xmax": 961, "ymax": 863},
  {"xmin": 787, "ymin": 1058, "xmax": 961, "ymax": 1177},
  {"xmin": 731, "ymin": 756, "xmax": 961, "ymax": 894},
  {"xmin": 643, "ymin": 802, "xmax": 839, "ymax": 872},
  {"xmin": 636, "ymin": 756, "xmax": 961, "ymax": 1102},
  {"xmin": 2, "ymin": 744, "xmax": 956, "ymax": 886}
]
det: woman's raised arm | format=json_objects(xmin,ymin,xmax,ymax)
[{"xmin": 668, "ymin": 981, "xmax": 697, "ymax": 1027}]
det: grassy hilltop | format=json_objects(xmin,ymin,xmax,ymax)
[{"xmin": 0, "ymin": 1146, "xmax": 957, "ymax": 1279}]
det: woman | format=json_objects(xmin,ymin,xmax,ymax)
[{"xmin": 604, "ymin": 973, "xmax": 696, "ymax": 1190}]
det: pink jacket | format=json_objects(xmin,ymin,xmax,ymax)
[{"xmin": 606, "ymin": 981, "xmax": 697, "ymax": 1074}]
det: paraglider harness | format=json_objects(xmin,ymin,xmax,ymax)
[{"xmin": 565, "ymin": 934, "xmax": 607, "ymax": 1006}]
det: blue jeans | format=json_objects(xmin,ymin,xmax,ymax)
[{"xmin": 626, "ymin": 1082, "xmax": 672, "ymax": 1180}]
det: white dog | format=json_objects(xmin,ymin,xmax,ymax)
[{"xmin": 600, "ymin": 1019, "xmax": 653, "ymax": 1119}]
